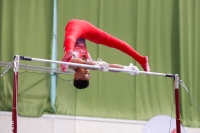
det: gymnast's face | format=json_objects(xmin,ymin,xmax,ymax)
[{"xmin": 74, "ymin": 68, "xmax": 90, "ymax": 80}]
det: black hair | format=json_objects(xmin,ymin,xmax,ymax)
[{"xmin": 73, "ymin": 80, "xmax": 89, "ymax": 89}]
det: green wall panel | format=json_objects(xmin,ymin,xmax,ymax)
[{"xmin": 0, "ymin": 0, "xmax": 199, "ymax": 128}]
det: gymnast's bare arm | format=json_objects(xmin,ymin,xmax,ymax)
[{"xmin": 68, "ymin": 58, "xmax": 124, "ymax": 71}]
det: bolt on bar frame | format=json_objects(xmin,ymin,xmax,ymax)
[{"xmin": 12, "ymin": 55, "xmax": 181, "ymax": 133}]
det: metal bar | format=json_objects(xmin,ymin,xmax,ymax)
[
  {"xmin": 174, "ymin": 74, "xmax": 181, "ymax": 133},
  {"xmin": 50, "ymin": 0, "xmax": 58, "ymax": 111},
  {"xmin": 12, "ymin": 55, "xmax": 20, "ymax": 133},
  {"xmin": 12, "ymin": 55, "xmax": 181, "ymax": 133},
  {"xmin": 0, "ymin": 61, "xmax": 74, "ymax": 74},
  {"xmin": 19, "ymin": 56, "xmax": 174, "ymax": 77},
  {"xmin": 12, "ymin": 72, "xmax": 18, "ymax": 133}
]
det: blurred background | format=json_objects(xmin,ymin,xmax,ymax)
[{"xmin": 0, "ymin": 0, "xmax": 199, "ymax": 132}]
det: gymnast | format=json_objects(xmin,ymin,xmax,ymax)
[{"xmin": 61, "ymin": 19, "xmax": 150, "ymax": 89}]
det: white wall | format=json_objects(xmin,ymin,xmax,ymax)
[{"xmin": 0, "ymin": 111, "xmax": 199, "ymax": 133}]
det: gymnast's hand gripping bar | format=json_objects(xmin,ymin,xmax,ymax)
[{"xmin": 17, "ymin": 55, "xmax": 174, "ymax": 78}]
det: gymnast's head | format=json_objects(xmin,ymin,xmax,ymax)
[{"xmin": 73, "ymin": 67, "xmax": 90, "ymax": 89}]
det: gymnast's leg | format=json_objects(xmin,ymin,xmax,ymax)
[
  {"xmin": 63, "ymin": 19, "xmax": 150, "ymax": 72},
  {"xmin": 80, "ymin": 20, "xmax": 150, "ymax": 72}
]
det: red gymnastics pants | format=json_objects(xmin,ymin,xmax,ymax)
[{"xmin": 62, "ymin": 19, "xmax": 150, "ymax": 72}]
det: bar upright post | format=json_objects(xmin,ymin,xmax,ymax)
[
  {"xmin": 12, "ymin": 55, "xmax": 20, "ymax": 133},
  {"xmin": 174, "ymin": 74, "xmax": 181, "ymax": 133}
]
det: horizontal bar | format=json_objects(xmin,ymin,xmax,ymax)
[
  {"xmin": 18, "ymin": 55, "xmax": 174, "ymax": 77},
  {"xmin": 0, "ymin": 61, "xmax": 74, "ymax": 74},
  {"xmin": 139, "ymin": 71, "xmax": 174, "ymax": 77}
]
